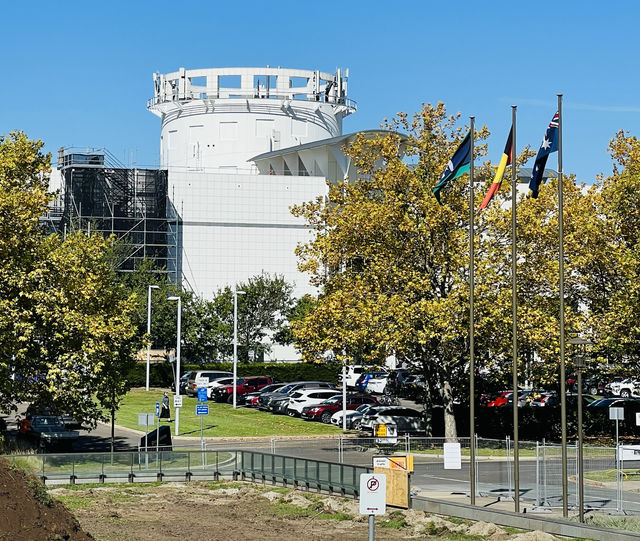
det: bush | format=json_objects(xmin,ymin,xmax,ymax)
[{"xmin": 126, "ymin": 361, "xmax": 341, "ymax": 388}]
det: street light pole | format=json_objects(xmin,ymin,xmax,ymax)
[
  {"xmin": 146, "ymin": 285, "xmax": 159, "ymax": 391},
  {"xmin": 168, "ymin": 295, "xmax": 182, "ymax": 436},
  {"xmin": 233, "ymin": 287, "xmax": 246, "ymax": 409}
]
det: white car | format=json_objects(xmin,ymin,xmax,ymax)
[
  {"xmin": 366, "ymin": 374, "xmax": 389, "ymax": 394},
  {"xmin": 286, "ymin": 389, "xmax": 341, "ymax": 416},
  {"xmin": 330, "ymin": 403, "xmax": 376, "ymax": 429},
  {"xmin": 205, "ymin": 377, "xmax": 235, "ymax": 398},
  {"xmin": 339, "ymin": 365, "xmax": 364, "ymax": 388}
]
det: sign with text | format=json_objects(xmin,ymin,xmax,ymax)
[
  {"xmin": 359, "ymin": 473, "xmax": 386, "ymax": 515},
  {"xmin": 443, "ymin": 442, "xmax": 462, "ymax": 470},
  {"xmin": 195, "ymin": 376, "xmax": 209, "ymax": 387},
  {"xmin": 196, "ymin": 404, "xmax": 209, "ymax": 416},
  {"xmin": 197, "ymin": 388, "xmax": 208, "ymax": 402},
  {"xmin": 374, "ymin": 423, "xmax": 397, "ymax": 444},
  {"xmin": 155, "ymin": 401, "xmax": 160, "ymax": 417},
  {"xmin": 173, "ymin": 395, "xmax": 183, "ymax": 408}
]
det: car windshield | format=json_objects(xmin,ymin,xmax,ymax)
[
  {"xmin": 356, "ymin": 404, "xmax": 371, "ymax": 413},
  {"xmin": 236, "ymin": 378, "xmax": 246, "ymax": 385},
  {"xmin": 321, "ymin": 397, "xmax": 341, "ymax": 405}
]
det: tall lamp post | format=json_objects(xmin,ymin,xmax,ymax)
[
  {"xmin": 168, "ymin": 295, "xmax": 182, "ymax": 436},
  {"xmin": 233, "ymin": 287, "xmax": 246, "ymax": 409},
  {"xmin": 568, "ymin": 336, "xmax": 591, "ymax": 523},
  {"xmin": 146, "ymin": 285, "xmax": 159, "ymax": 391}
]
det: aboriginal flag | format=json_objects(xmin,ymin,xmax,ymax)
[
  {"xmin": 478, "ymin": 125, "xmax": 514, "ymax": 211},
  {"xmin": 433, "ymin": 132, "xmax": 472, "ymax": 204}
]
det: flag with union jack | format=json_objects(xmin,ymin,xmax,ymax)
[{"xmin": 528, "ymin": 112, "xmax": 559, "ymax": 198}]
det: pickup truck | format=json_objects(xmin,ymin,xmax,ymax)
[{"xmin": 21, "ymin": 415, "xmax": 79, "ymax": 451}]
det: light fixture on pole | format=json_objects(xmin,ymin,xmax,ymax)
[
  {"xmin": 168, "ymin": 295, "xmax": 182, "ymax": 436},
  {"xmin": 146, "ymin": 285, "xmax": 159, "ymax": 392},
  {"xmin": 568, "ymin": 336, "xmax": 592, "ymax": 524},
  {"xmin": 233, "ymin": 287, "xmax": 246, "ymax": 409}
]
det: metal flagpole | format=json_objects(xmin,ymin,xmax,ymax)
[
  {"xmin": 469, "ymin": 116, "xmax": 476, "ymax": 506},
  {"xmin": 557, "ymin": 93, "xmax": 568, "ymax": 518},
  {"xmin": 511, "ymin": 106, "xmax": 520, "ymax": 513}
]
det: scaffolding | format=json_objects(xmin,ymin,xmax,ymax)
[{"xmin": 57, "ymin": 147, "xmax": 180, "ymax": 284}]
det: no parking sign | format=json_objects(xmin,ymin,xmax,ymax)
[{"xmin": 359, "ymin": 473, "xmax": 386, "ymax": 515}]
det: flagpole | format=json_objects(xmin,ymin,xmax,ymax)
[
  {"xmin": 557, "ymin": 93, "xmax": 568, "ymax": 518},
  {"xmin": 511, "ymin": 105, "xmax": 520, "ymax": 513},
  {"xmin": 469, "ymin": 116, "xmax": 476, "ymax": 506}
]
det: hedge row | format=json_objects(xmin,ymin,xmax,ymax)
[{"xmin": 126, "ymin": 361, "xmax": 342, "ymax": 388}]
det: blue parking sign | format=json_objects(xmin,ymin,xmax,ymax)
[
  {"xmin": 196, "ymin": 404, "xmax": 209, "ymax": 416},
  {"xmin": 155, "ymin": 401, "xmax": 160, "ymax": 417},
  {"xmin": 197, "ymin": 387, "xmax": 208, "ymax": 402}
]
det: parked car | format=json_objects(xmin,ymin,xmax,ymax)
[
  {"xmin": 366, "ymin": 374, "xmax": 390, "ymax": 394},
  {"xmin": 171, "ymin": 370, "xmax": 194, "ymax": 394},
  {"xmin": 610, "ymin": 378, "xmax": 640, "ymax": 398},
  {"xmin": 212, "ymin": 376, "xmax": 279, "ymax": 403},
  {"xmin": 301, "ymin": 394, "xmax": 378, "ymax": 423},
  {"xmin": 205, "ymin": 377, "xmax": 235, "ymax": 398},
  {"xmin": 286, "ymin": 389, "xmax": 341, "ymax": 416},
  {"xmin": 257, "ymin": 381, "xmax": 336, "ymax": 411},
  {"xmin": 359, "ymin": 406, "xmax": 426, "ymax": 434},
  {"xmin": 331, "ymin": 403, "xmax": 378, "ymax": 429},
  {"xmin": 185, "ymin": 370, "xmax": 233, "ymax": 396},
  {"xmin": 237, "ymin": 384, "xmax": 286, "ymax": 407},
  {"xmin": 339, "ymin": 365, "xmax": 364, "ymax": 388},
  {"xmin": 355, "ymin": 371, "xmax": 388, "ymax": 393},
  {"xmin": 485, "ymin": 391, "xmax": 512, "ymax": 407},
  {"xmin": 19, "ymin": 415, "xmax": 79, "ymax": 451},
  {"xmin": 530, "ymin": 392, "xmax": 559, "ymax": 407}
]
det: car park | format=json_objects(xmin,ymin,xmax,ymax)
[
  {"xmin": 286, "ymin": 389, "xmax": 341, "ymax": 416},
  {"xmin": 301, "ymin": 394, "xmax": 378, "ymax": 423},
  {"xmin": 171, "ymin": 370, "xmax": 194, "ymax": 394},
  {"xmin": 529, "ymin": 392, "xmax": 559, "ymax": 407},
  {"xmin": 204, "ymin": 377, "xmax": 235, "ymax": 398},
  {"xmin": 185, "ymin": 370, "xmax": 233, "ymax": 396},
  {"xmin": 358, "ymin": 406, "xmax": 426, "ymax": 434}
]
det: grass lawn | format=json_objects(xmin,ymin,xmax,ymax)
[{"xmin": 115, "ymin": 388, "xmax": 344, "ymax": 438}]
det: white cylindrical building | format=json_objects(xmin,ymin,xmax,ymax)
[{"xmin": 148, "ymin": 66, "xmax": 356, "ymax": 172}]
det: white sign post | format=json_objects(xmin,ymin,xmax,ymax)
[
  {"xmin": 173, "ymin": 395, "xmax": 183, "ymax": 408},
  {"xmin": 610, "ymin": 406, "xmax": 624, "ymax": 513},
  {"xmin": 360, "ymin": 473, "xmax": 386, "ymax": 541}
]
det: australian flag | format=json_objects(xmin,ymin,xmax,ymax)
[{"xmin": 528, "ymin": 112, "xmax": 559, "ymax": 198}]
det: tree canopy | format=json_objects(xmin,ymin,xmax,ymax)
[{"xmin": 0, "ymin": 132, "xmax": 140, "ymax": 426}]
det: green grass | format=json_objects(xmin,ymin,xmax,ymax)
[
  {"xmin": 379, "ymin": 510, "xmax": 408, "ymax": 529},
  {"xmin": 584, "ymin": 469, "xmax": 640, "ymax": 482},
  {"xmin": 116, "ymin": 388, "xmax": 344, "ymax": 437},
  {"xmin": 54, "ymin": 494, "xmax": 93, "ymax": 510}
]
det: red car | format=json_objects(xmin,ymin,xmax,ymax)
[
  {"xmin": 300, "ymin": 394, "xmax": 378, "ymax": 423},
  {"xmin": 485, "ymin": 391, "xmax": 512, "ymax": 407},
  {"xmin": 212, "ymin": 376, "xmax": 279, "ymax": 403}
]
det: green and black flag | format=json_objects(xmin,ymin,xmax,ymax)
[{"xmin": 433, "ymin": 132, "xmax": 472, "ymax": 204}]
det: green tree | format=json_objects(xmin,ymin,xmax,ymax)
[
  {"xmin": 292, "ymin": 104, "xmax": 491, "ymax": 438},
  {"xmin": 0, "ymin": 132, "xmax": 139, "ymax": 427}
]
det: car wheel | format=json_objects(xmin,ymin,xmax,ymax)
[
  {"xmin": 287, "ymin": 409, "xmax": 297, "ymax": 417},
  {"xmin": 589, "ymin": 386, "xmax": 598, "ymax": 395},
  {"xmin": 621, "ymin": 389, "xmax": 631, "ymax": 398},
  {"xmin": 321, "ymin": 412, "xmax": 333, "ymax": 424},
  {"xmin": 353, "ymin": 420, "xmax": 362, "ymax": 431}
]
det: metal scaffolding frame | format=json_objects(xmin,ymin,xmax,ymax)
[{"xmin": 57, "ymin": 148, "xmax": 180, "ymax": 284}]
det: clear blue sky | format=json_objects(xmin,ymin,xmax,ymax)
[{"xmin": 1, "ymin": 1, "xmax": 637, "ymax": 183}]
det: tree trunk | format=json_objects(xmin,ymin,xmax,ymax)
[
  {"xmin": 110, "ymin": 406, "xmax": 115, "ymax": 454},
  {"xmin": 441, "ymin": 379, "xmax": 457, "ymax": 441},
  {"xmin": 421, "ymin": 381, "xmax": 433, "ymax": 437}
]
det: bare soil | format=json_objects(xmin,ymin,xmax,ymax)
[
  {"xmin": 0, "ymin": 458, "xmax": 93, "ymax": 541},
  {"xmin": 48, "ymin": 481, "xmax": 559, "ymax": 541}
]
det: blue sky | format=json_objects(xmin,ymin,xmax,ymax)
[{"xmin": 1, "ymin": 1, "xmax": 637, "ymax": 183}]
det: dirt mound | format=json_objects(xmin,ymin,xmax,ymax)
[{"xmin": 0, "ymin": 458, "xmax": 93, "ymax": 541}]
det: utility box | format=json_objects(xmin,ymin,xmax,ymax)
[
  {"xmin": 142, "ymin": 425, "xmax": 173, "ymax": 451},
  {"xmin": 372, "ymin": 454, "xmax": 413, "ymax": 508}
]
